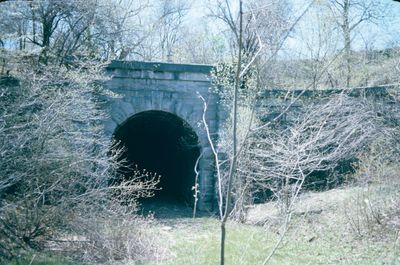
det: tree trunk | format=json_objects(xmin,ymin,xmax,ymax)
[
  {"xmin": 219, "ymin": 1, "xmax": 243, "ymax": 265},
  {"xmin": 343, "ymin": 0, "xmax": 351, "ymax": 88}
]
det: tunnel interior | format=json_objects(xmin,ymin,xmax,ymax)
[{"xmin": 113, "ymin": 110, "xmax": 200, "ymax": 206}]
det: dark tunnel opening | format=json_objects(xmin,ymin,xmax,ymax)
[{"xmin": 113, "ymin": 110, "xmax": 200, "ymax": 208}]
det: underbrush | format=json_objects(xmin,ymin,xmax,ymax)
[
  {"xmin": 7, "ymin": 254, "xmax": 76, "ymax": 265},
  {"xmin": 344, "ymin": 143, "xmax": 400, "ymax": 241},
  {"xmin": 154, "ymin": 149, "xmax": 400, "ymax": 265},
  {"xmin": 59, "ymin": 214, "xmax": 159, "ymax": 264},
  {"xmin": 145, "ymin": 214, "xmax": 399, "ymax": 265},
  {"xmin": 6, "ymin": 143, "xmax": 400, "ymax": 265},
  {"xmin": 6, "ymin": 214, "xmax": 163, "ymax": 265},
  {"xmin": 8, "ymin": 177, "xmax": 400, "ymax": 265}
]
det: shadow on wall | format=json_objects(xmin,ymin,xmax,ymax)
[{"xmin": 112, "ymin": 110, "xmax": 201, "ymax": 207}]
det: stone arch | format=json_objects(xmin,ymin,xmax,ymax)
[
  {"xmin": 112, "ymin": 110, "xmax": 202, "ymax": 206},
  {"xmin": 104, "ymin": 61, "xmax": 220, "ymax": 211}
]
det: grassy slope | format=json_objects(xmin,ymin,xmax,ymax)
[
  {"xmin": 6, "ymin": 255, "xmax": 76, "ymax": 265},
  {"xmin": 9, "ymin": 184, "xmax": 399, "ymax": 265},
  {"xmin": 150, "ymin": 220, "xmax": 397, "ymax": 265},
  {"xmin": 149, "ymin": 187, "xmax": 399, "ymax": 265}
]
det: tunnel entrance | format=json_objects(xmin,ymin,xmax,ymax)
[{"xmin": 113, "ymin": 110, "xmax": 200, "ymax": 208}]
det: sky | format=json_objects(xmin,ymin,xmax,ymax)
[{"xmin": 186, "ymin": 0, "xmax": 400, "ymax": 59}]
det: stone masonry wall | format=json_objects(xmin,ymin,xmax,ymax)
[
  {"xmin": 104, "ymin": 61, "xmax": 219, "ymax": 210},
  {"xmin": 103, "ymin": 60, "xmax": 396, "ymax": 211}
]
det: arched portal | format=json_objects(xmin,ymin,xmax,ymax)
[{"xmin": 113, "ymin": 110, "xmax": 201, "ymax": 205}]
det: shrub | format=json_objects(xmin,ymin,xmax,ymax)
[{"xmin": 0, "ymin": 59, "xmax": 157, "ymax": 262}]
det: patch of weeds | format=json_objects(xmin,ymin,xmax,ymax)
[{"xmin": 6, "ymin": 253, "xmax": 77, "ymax": 265}]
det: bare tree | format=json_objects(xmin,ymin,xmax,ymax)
[
  {"xmin": 294, "ymin": 4, "xmax": 341, "ymax": 89},
  {"xmin": 201, "ymin": 1, "xmax": 318, "ymax": 264},
  {"xmin": 201, "ymin": 2, "xmax": 387, "ymax": 265},
  {"xmin": 207, "ymin": 0, "xmax": 290, "ymax": 64},
  {"xmin": 92, "ymin": 0, "xmax": 151, "ymax": 60},
  {"xmin": 156, "ymin": 0, "xmax": 191, "ymax": 61},
  {"xmin": 251, "ymin": 93, "xmax": 377, "ymax": 211},
  {"xmin": 322, "ymin": 0, "xmax": 388, "ymax": 88},
  {"xmin": 0, "ymin": 0, "xmax": 153, "ymax": 63},
  {"xmin": 0, "ymin": 57, "xmax": 158, "ymax": 261}
]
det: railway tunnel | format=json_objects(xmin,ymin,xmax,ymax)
[{"xmin": 112, "ymin": 110, "xmax": 201, "ymax": 206}]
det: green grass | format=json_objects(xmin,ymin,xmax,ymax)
[
  {"xmin": 6, "ymin": 254, "xmax": 77, "ymax": 265},
  {"xmin": 147, "ymin": 215, "xmax": 398, "ymax": 265},
  {"xmin": 8, "ymin": 216, "xmax": 398, "ymax": 265},
  {"xmin": 146, "ymin": 181, "xmax": 400, "ymax": 265},
  {"xmin": 7, "ymin": 182, "xmax": 400, "ymax": 265},
  {"xmin": 8, "ymin": 212, "xmax": 398, "ymax": 265}
]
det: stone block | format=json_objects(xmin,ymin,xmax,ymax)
[
  {"xmin": 199, "ymin": 158, "xmax": 215, "ymax": 170},
  {"xmin": 118, "ymin": 101, "xmax": 135, "ymax": 117},
  {"xmin": 104, "ymin": 119, "xmax": 118, "ymax": 137},
  {"xmin": 111, "ymin": 111, "xmax": 126, "ymax": 125}
]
